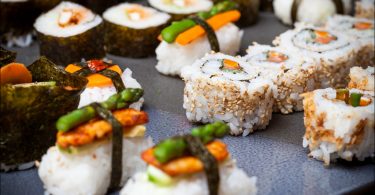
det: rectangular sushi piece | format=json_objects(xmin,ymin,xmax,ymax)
[
  {"xmin": 120, "ymin": 122, "xmax": 257, "ymax": 195},
  {"xmin": 273, "ymin": 23, "xmax": 360, "ymax": 88},
  {"xmin": 326, "ymin": 15, "xmax": 374, "ymax": 68},
  {"xmin": 181, "ymin": 53, "xmax": 275, "ymax": 136},
  {"xmin": 302, "ymin": 88, "xmax": 374, "ymax": 165},
  {"xmin": 348, "ymin": 66, "xmax": 374, "ymax": 92},
  {"xmin": 355, "ymin": 0, "xmax": 374, "ymax": 19},
  {"xmin": 243, "ymin": 44, "xmax": 317, "ymax": 114}
]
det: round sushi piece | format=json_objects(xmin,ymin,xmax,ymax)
[
  {"xmin": 355, "ymin": 0, "xmax": 374, "ymax": 19},
  {"xmin": 326, "ymin": 15, "xmax": 374, "ymax": 68},
  {"xmin": 348, "ymin": 66, "xmax": 374, "ymax": 91},
  {"xmin": 181, "ymin": 53, "xmax": 275, "ymax": 136},
  {"xmin": 148, "ymin": 0, "xmax": 212, "ymax": 21},
  {"xmin": 302, "ymin": 88, "xmax": 374, "ymax": 165},
  {"xmin": 120, "ymin": 123, "xmax": 257, "ymax": 195},
  {"xmin": 243, "ymin": 44, "xmax": 317, "ymax": 114},
  {"xmin": 34, "ymin": 1, "xmax": 105, "ymax": 65},
  {"xmin": 103, "ymin": 3, "xmax": 171, "ymax": 58},
  {"xmin": 273, "ymin": 23, "xmax": 360, "ymax": 88},
  {"xmin": 65, "ymin": 60, "xmax": 144, "ymax": 110}
]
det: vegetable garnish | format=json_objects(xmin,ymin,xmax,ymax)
[
  {"xmin": 336, "ymin": 89, "xmax": 349, "ymax": 103},
  {"xmin": 190, "ymin": 16, "xmax": 220, "ymax": 52},
  {"xmin": 56, "ymin": 88, "xmax": 144, "ymax": 132},
  {"xmin": 313, "ymin": 30, "xmax": 337, "ymax": 44},
  {"xmin": 0, "ymin": 63, "xmax": 32, "ymax": 85},
  {"xmin": 267, "ymin": 51, "xmax": 289, "ymax": 63},
  {"xmin": 354, "ymin": 22, "xmax": 373, "ymax": 30},
  {"xmin": 349, "ymin": 93, "xmax": 362, "ymax": 107},
  {"xmin": 221, "ymin": 59, "xmax": 243, "ymax": 72},
  {"xmin": 335, "ymin": 89, "xmax": 371, "ymax": 107},
  {"xmin": 359, "ymin": 97, "xmax": 372, "ymax": 106}
]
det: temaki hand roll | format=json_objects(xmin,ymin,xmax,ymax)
[
  {"xmin": 34, "ymin": 1, "xmax": 105, "ymax": 65},
  {"xmin": 148, "ymin": 0, "xmax": 213, "ymax": 21},
  {"xmin": 103, "ymin": 3, "xmax": 171, "ymax": 58},
  {"xmin": 120, "ymin": 122, "xmax": 257, "ymax": 195}
]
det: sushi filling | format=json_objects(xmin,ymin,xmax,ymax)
[
  {"xmin": 201, "ymin": 58, "xmax": 252, "ymax": 81},
  {"xmin": 335, "ymin": 89, "xmax": 372, "ymax": 107}
]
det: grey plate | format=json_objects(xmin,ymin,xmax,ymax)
[{"xmin": 1, "ymin": 12, "xmax": 374, "ymax": 195}]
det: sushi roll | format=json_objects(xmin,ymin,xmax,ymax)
[
  {"xmin": 34, "ymin": 1, "xmax": 105, "ymax": 65},
  {"xmin": 181, "ymin": 53, "xmax": 275, "ymax": 136},
  {"xmin": 65, "ymin": 59, "xmax": 144, "ymax": 109},
  {"xmin": 273, "ymin": 24, "xmax": 360, "ymax": 88},
  {"xmin": 348, "ymin": 66, "xmax": 374, "ymax": 91},
  {"xmin": 103, "ymin": 3, "xmax": 171, "ymax": 58},
  {"xmin": 326, "ymin": 15, "xmax": 374, "ymax": 68},
  {"xmin": 120, "ymin": 122, "xmax": 258, "ymax": 195},
  {"xmin": 156, "ymin": 2, "xmax": 243, "ymax": 77},
  {"xmin": 355, "ymin": 0, "xmax": 374, "ymax": 19},
  {"xmin": 148, "ymin": 0, "xmax": 212, "ymax": 21},
  {"xmin": 302, "ymin": 88, "xmax": 374, "ymax": 165},
  {"xmin": 243, "ymin": 44, "xmax": 317, "ymax": 114},
  {"xmin": 38, "ymin": 89, "xmax": 153, "ymax": 195}
]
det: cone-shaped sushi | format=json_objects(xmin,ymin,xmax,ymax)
[
  {"xmin": 302, "ymin": 88, "xmax": 374, "ymax": 165},
  {"xmin": 103, "ymin": 3, "xmax": 171, "ymax": 58},
  {"xmin": 156, "ymin": 2, "xmax": 243, "ymax": 77},
  {"xmin": 243, "ymin": 44, "xmax": 317, "ymax": 114},
  {"xmin": 120, "ymin": 122, "xmax": 257, "ymax": 195},
  {"xmin": 355, "ymin": 0, "xmax": 374, "ymax": 19},
  {"xmin": 34, "ymin": 1, "xmax": 105, "ymax": 65},
  {"xmin": 148, "ymin": 0, "xmax": 212, "ymax": 21},
  {"xmin": 65, "ymin": 59, "xmax": 144, "ymax": 109},
  {"xmin": 348, "ymin": 66, "xmax": 374, "ymax": 92},
  {"xmin": 273, "ymin": 23, "xmax": 360, "ymax": 88},
  {"xmin": 326, "ymin": 15, "xmax": 374, "ymax": 68},
  {"xmin": 181, "ymin": 53, "xmax": 275, "ymax": 136},
  {"xmin": 38, "ymin": 91, "xmax": 153, "ymax": 195}
]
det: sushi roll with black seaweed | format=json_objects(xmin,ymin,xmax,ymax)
[
  {"xmin": 148, "ymin": 0, "xmax": 212, "ymax": 21},
  {"xmin": 156, "ymin": 1, "xmax": 243, "ymax": 77},
  {"xmin": 34, "ymin": 1, "xmax": 105, "ymax": 65},
  {"xmin": 121, "ymin": 122, "xmax": 257, "ymax": 195},
  {"xmin": 326, "ymin": 15, "xmax": 374, "ymax": 68},
  {"xmin": 181, "ymin": 53, "xmax": 275, "ymax": 136},
  {"xmin": 355, "ymin": 0, "xmax": 374, "ymax": 19},
  {"xmin": 302, "ymin": 88, "xmax": 374, "ymax": 165},
  {"xmin": 273, "ymin": 23, "xmax": 360, "ymax": 88},
  {"xmin": 38, "ymin": 90, "xmax": 153, "ymax": 195},
  {"xmin": 243, "ymin": 44, "xmax": 317, "ymax": 114},
  {"xmin": 348, "ymin": 66, "xmax": 374, "ymax": 91},
  {"xmin": 103, "ymin": 3, "xmax": 171, "ymax": 58},
  {"xmin": 65, "ymin": 59, "xmax": 144, "ymax": 109}
]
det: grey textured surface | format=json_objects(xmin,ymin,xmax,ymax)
[{"xmin": 1, "ymin": 12, "xmax": 374, "ymax": 195}]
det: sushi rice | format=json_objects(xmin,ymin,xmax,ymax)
[
  {"xmin": 181, "ymin": 53, "xmax": 275, "ymax": 136},
  {"xmin": 302, "ymin": 88, "xmax": 374, "ymax": 165},
  {"xmin": 243, "ymin": 44, "xmax": 317, "ymax": 114},
  {"xmin": 355, "ymin": 0, "xmax": 374, "ymax": 19},
  {"xmin": 348, "ymin": 66, "xmax": 374, "ymax": 91},
  {"xmin": 156, "ymin": 23, "xmax": 243, "ymax": 77}
]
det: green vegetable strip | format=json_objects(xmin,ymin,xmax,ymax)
[
  {"xmin": 184, "ymin": 135, "xmax": 219, "ymax": 195},
  {"xmin": 90, "ymin": 103, "xmax": 123, "ymax": 191},
  {"xmin": 350, "ymin": 93, "xmax": 362, "ymax": 107},
  {"xmin": 56, "ymin": 88, "xmax": 143, "ymax": 132},
  {"xmin": 154, "ymin": 122, "xmax": 229, "ymax": 163},
  {"xmin": 190, "ymin": 17, "xmax": 220, "ymax": 52}
]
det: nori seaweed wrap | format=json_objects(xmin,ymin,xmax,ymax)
[
  {"xmin": 34, "ymin": 1, "xmax": 105, "ymax": 66},
  {"xmin": 213, "ymin": 0, "xmax": 259, "ymax": 26},
  {"xmin": 76, "ymin": 0, "xmax": 122, "ymax": 14},
  {"xmin": 0, "ymin": 56, "xmax": 87, "ymax": 170},
  {"xmin": 0, "ymin": 47, "xmax": 16, "ymax": 66},
  {"xmin": 103, "ymin": 3, "xmax": 171, "ymax": 58}
]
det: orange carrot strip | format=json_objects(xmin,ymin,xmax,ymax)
[
  {"xmin": 0, "ymin": 63, "xmax": 32, "ymax": 85},
  {"xmin": 175, "ymin": 10, "xmax": 241, "ymax": 45}
]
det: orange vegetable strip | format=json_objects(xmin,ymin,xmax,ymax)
[{"xmin": 0, "ymin": 63, "xmax": 32, "ymax": 85}]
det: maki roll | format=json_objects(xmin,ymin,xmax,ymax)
[
  {"xmin": 38, "ymin": 90, "xmax": 153, "ymax": 195},
  {"xmin": 103, "ymin": 3, "xmax": 171, "ymax": 58},
  {"xmin": 355, "ymin": 0, "xmax": 374, "ymax": 19},
  {"xmin": 243, "ymin": 44, "xmax": 317, "ymax": 114},
  {"xmin": 348, "ymin": 66, "xmax": 374, "ymax": 91},
  {"xmin": 326, "ymin": 15, "xmax": 374, "ymax": 68},
  {"xmin": 273, "ymin": 24, "xmax": 360, "ymax": 88},
  {"xmin": 148, "ymin": 0, "xmax": 213, "ymax": 21},
  {"xmin": 181, "ymin": 53, "xmax": 275, "ymax": 136},
  {"xmin": 34, "ymin": 1, "xmax": 105, "ymax": 65},
  {"xmin": 156, "ymin": 1, "xmax": 243, "ymax": 77},
  {"xmin": 65, "ymin": 59, "xmax": 144, "ymax": 109},
  {"xmin": 302, "ymin": 88, "xmax": 374, "ymax": 165},
  {"xmin": 121, "ymin": 122, "xmax": 257, "ymax": 195},
  {"xmin": 0, "ymin": 56, "xmax": 87, "ymax": 171}
]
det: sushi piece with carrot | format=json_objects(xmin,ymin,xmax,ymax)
[
  {"xmin": 65, "ymin": 59, "xmax": 144, "ymax": 109},
  {"xmin": 38, "ymin": 89, "xmax": 153, "ymax": 195},
  {"xmin": 120, "ymin": 122, "xmax": 257, "ymax": 195},
  {"xmin": 155, "ymin": 0, "xmax": 243, "ymax": 77}
]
